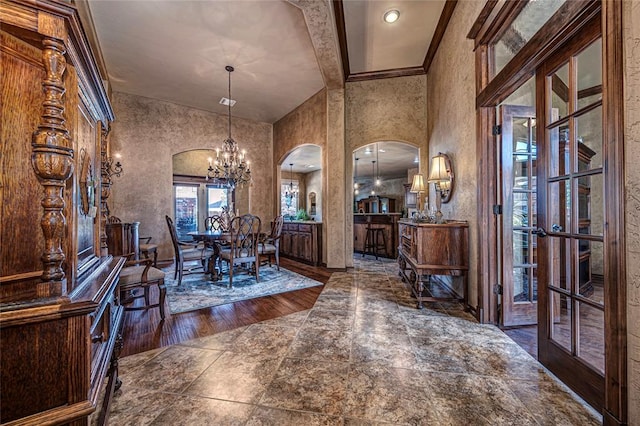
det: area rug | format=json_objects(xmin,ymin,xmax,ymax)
[{"xmin": 164, "ymin": 266, "xmax": 323, "ymax": 314}]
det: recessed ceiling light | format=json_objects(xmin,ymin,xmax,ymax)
[
  {"xmin": 378, "ymin": 149, "xmax": 386, "ymax": 153},
  {"xmin": 306, "ymin": 164, "xmax": 314, "ymax": 168},
  {"xmin": 383, "ymin": 9, "xmax": 400, "ymax": 24}
]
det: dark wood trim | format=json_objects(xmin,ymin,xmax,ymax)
[
  {"xmin": 476, "ymin": 0, "xmax": 600, "ymax": 108},
  {"xmin": 423, "ymin": 0, "xmax": 458, "ymax": 73},
  {"xmin": 332, "ymin": 0, "xmax": 349, "ymax": 83},
  {"xmin": 467, "ymin": 0, "xmax": 499, "ymax": 40},
  {"xmin": 601, "ymin": 0, "xmax": 626, "ymax": 423},
  {"xmin": 474, "ymin": 42, "xmax": 496, "ymax": 325},
  {"xmin": 476, "ymin": 0, "xmax": 528, "ymax": 49},
  {"xmin": 345, "ymin": 66, "xmax": 425, "ymax": 83}
]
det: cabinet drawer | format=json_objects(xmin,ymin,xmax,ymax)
[
  {"xmin": 298, "ymin": 224, "xmax": 312, "ymax": 233},
  {"xmin": 283, "ymin": 223, "xmax": 298, "ymax": 231}
]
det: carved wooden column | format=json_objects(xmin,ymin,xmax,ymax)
[
  {"xmin": 31, "ymin": 37, "xmax": 74, "ymax": 283},
  {"xmin": 100, "ymin": 124, "xmax": 112, "ymax": 256}
]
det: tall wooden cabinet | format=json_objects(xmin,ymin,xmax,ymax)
[{"xmin": 0, "ymin": 1, "xmax": 123, "ymax": 424}]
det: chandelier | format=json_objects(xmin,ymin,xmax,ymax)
[
  {"xmin": 207, "ymin": 65, "xmax": 251, "ymax": 188},
  {"xmin": 284, "ymin": 163, "xmax": 297, "ymax": 208}
]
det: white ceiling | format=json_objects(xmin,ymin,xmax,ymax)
[
  {"xmin": 343, "ymin": 0, "xmax": 445, "ymax": 74},
  {"xmin": 354, "ymin": 141, "xmax": 418, "ymax": 179},
  {"xmin": 85, "ymin": 0, "xmax": 444, "ymax": 177},
  {"xmin": 88, "ymin": 0, "xmax": 325, "ymax": 123}
]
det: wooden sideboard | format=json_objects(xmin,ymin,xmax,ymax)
[
  {"xmin": 353, "ymin": 213, "xmax": 400, "ymax": 258},
  {"xmin": 397, "ymin": 220, "xmax": 469, "ymax": 309},
  {"xmin": 280, "ymin": 221, "xmax": 322, "ymax": 266},
  {"xmin": 1, "ymin": 1, "xmax": 124, "ymax": 424}
]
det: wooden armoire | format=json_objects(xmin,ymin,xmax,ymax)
[{"xmin": 0, "ymin": 0, "xmax": 125, "ymax": 424}]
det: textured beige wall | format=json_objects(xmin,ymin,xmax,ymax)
[
  {"xmin": 273, "ymin": 89, "xmax": 329, "ymax": 264},
  {"xmin": 624, "ymin": 0, "xmax": 640, "ymax": 421},
  {"xmin": 426, "ymin": 0, "xmax": 484, "ymax": 307},
  {"xmin": 344, "ymin": 75, "xmax": 428, "ymax": 263},
  {"xmin": 274, "ymin": 89, "xmax": 327, "ymax": 164},
  {"xmin": 109, "ymin": 92, "xmax": 273, "ymax": 261},
  {"xmin": 345, "ymin": 75, "xmax": 428, "ymax": 151}
]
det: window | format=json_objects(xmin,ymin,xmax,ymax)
[
  {"xmin": 206, "ymin": 185, "xmax": 228, "ymax": 216},
  {"xmin": 174, "ymin": 184, "xmax": 198, "ymax": 240}
]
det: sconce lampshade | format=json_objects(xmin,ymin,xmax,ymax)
[
  {"xmin": 410, "ymin": 173, "xmax": 426, "ymax": 193},
  {"xmin": 428, "ymin": 153, "xmax": 449, "ymax": 182}
]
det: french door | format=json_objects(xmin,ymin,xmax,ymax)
[
  {"xmin": 500, "ymin": 105, "xmax": 538, "ymax": 326},
  {"xmin": 536, "ymin": 22, "xmax": 605, "ymax": 410}
]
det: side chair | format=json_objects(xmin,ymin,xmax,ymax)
[
  {"xmin": 165, "ymin": 215, "xmax": 214, "ymax": 286},
  {"xmin": 218, "ymin": 214, "xmax": 261, "ymax": 288},
  {"xmin": 118, "ymin": 254, "xmax": 166, "ymax": 320},
  {"xmin": 259, "ymin": 215, "xmax": 284, "ymax": 271}
]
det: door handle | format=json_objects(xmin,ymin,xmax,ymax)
[
  {"xmin": 551, "ymin": 224, "xmax": 563, "ymax": 232},
  {"xmin": 532, "ymin": 227, "xmax": 547, "ymax": 238}
]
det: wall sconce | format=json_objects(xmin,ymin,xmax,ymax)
[
  {"xmin": 428, "ymin": 152, "xmax": 454, "ymax": 223},
  {"xmin": 102, "ymin": 154, "xmax": 123, "ymax": 179},
  {"xmin": 410, "ymin": 173, "xmax": 427, "ymax": 215}
]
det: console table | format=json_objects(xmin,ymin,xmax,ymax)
[{"xmin": 397, "ymin": 220, "xmax": 469, "ymax": 309}]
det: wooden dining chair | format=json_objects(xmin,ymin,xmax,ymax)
[
  {"xmin": 218, "ymin": 214, "xmax": 261, "ymax": 288},
  {"xmin": 205, "ymin": 215, "xmax": 227, "ymax": 232},
  {"xmin": 165, "ymin": 215, "xmax": 214, "ymax": 286},
  {"xmin": 259, "ymin": 215, "xmax": 284, "ymax": 271},
  {"xmin": 118, "ymin": 254, "xmax": 166, "ymax": 320}
]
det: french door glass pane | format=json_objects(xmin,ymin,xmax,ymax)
[
  {"xmin": 577, "ymin": 39, "xmax": 602, "ymax": 110},
  {"xmin": 579, "ymin": 240, "xmax": 604, "ymax": 306},
  {"xmin": 549, "ymin": 236, "xmax": 571, "ymax": 292},
  {"xmin": 548, "ymin": 180, "xmax": 571, "ymax": 234},
  {"xmin": 513, "ymin": 267, "xmax": 536, "ymax": 303},
  {"xmin": 548, "ymin": 127, "xmax": 569, "ymax": 178},
  {"xmin": 493, "ymin": 0, "xmax": 566, "ymax": 76},
  {"xmin": 175, "ymin": 185, "xmax": 198, "ymax": 240},
  {"xmin": 550, "ymin": 290, "xmax": 572, "ymax": 351},
  {"xmin": 576, "ymin": 106, "xmax": 603, "ymax": 170},
  {"xmin": 578, "ymin": 302, "xmax": 605, "ymax": 374},
  {"xmin": 550, "ymin": 62, "xmax": 570, "ymax": 123}
]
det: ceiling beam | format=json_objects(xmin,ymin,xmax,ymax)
[
  {"xmin": 346, "ymin": 67, "xmax": 425, "ymax": 83},
  {"xmin": 423, "ymin": 0, "xmax": 459, "ymax": 74}
]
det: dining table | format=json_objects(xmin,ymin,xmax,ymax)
[{"xmin": 188, "ymin": 230, "xmax": 230, "ymax": 281}]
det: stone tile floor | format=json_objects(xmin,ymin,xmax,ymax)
[{"xmin": 111, "ymin": 257, "xmax": 601, "ymax": 425}]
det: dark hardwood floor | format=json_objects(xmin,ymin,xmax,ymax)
[{"xmin": 120, "ymin": 257, "xmax": 332, "ymax": 357}]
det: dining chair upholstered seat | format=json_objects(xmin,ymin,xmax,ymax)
[
  {"xmin": 165, "ymin": 215, "xmax": 214, "ymax": 286},
  {"xmin": 119, "ymin": 257, "xmax": 166, "ymax": 320},
  {"xmin": 218, "ymin": 214, "xmax": 261, "ymax": 288},
  {"xmin": 258, "ymin": 215, "xmax": 284, "ymax": 271},
  {"xmin": 139, "ymin": 236, "xmax": 158, "ymax": 267}
]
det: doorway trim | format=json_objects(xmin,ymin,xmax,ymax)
[{"xmin": 468, "ymin": 1, "xmax": 626, "ymax": 423}]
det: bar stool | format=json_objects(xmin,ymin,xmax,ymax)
[
  {"xmin": 139, "ymin": 236, "xmax": 158, "ymax": 267},
  {"xmin": 363, "ymin": 226, "xmax": 387, "ymax": 259}
]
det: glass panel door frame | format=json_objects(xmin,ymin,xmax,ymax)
[
  {"xmin": 470, "ymin": 1, "xmax": 626, "ymax": 422},
  {"xmin": 535, "ymin": 17, "xmax": 605, "ymax": 412},
  {"xmin": 500, "ymin": 105, "xmax": 538, "ymax": 326}
]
